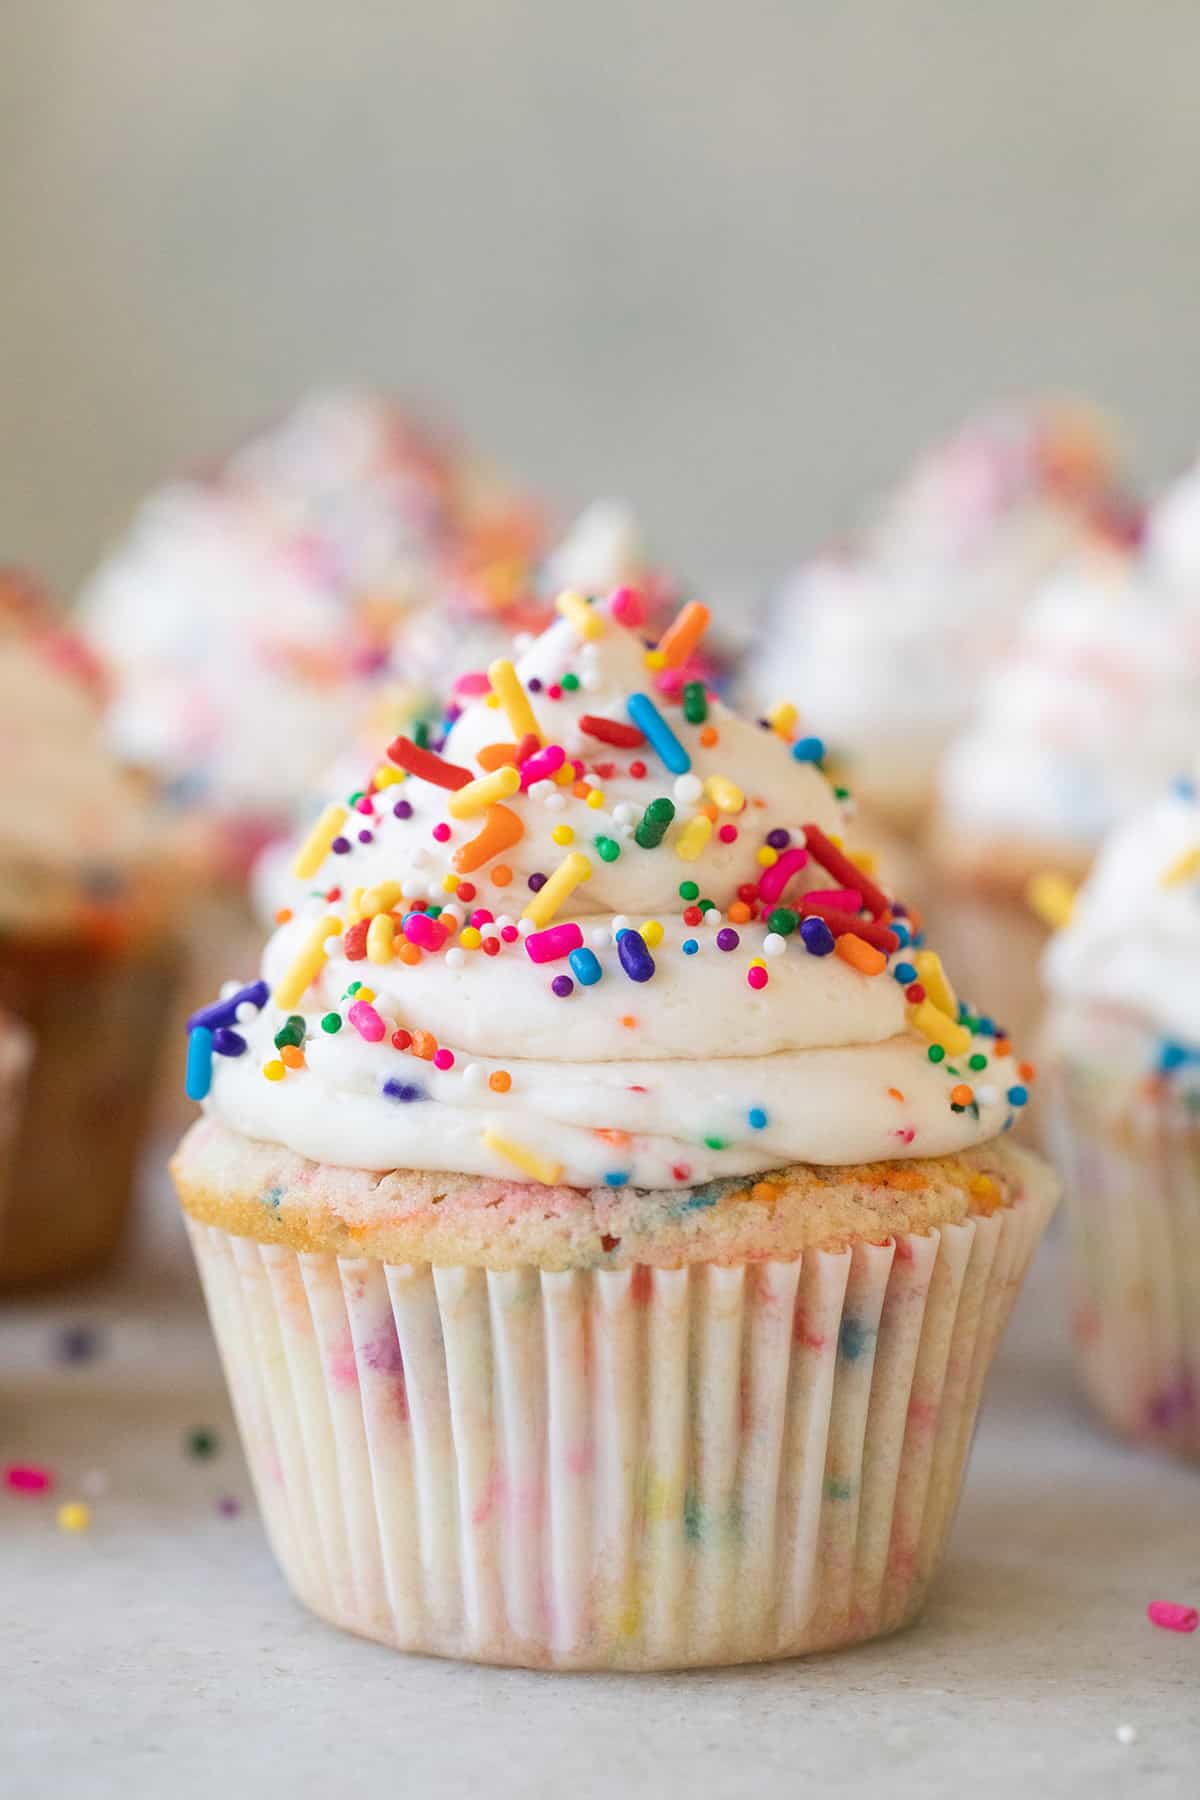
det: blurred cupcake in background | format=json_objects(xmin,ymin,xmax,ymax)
[
  {"xmin": 0, "ymin": 572, "xmax": 180, "ymax": 1284},
  {"xmin": 742, "ymin": 401, "xmax": 1120, "ymax": 837},
  {"xmin": 928, "ymin": 507, "xmax": 1198, "ymax": 1053},
  {"xmin": 1041, "ymin": 773, "xmax": 1200, "ymax": 1457}
]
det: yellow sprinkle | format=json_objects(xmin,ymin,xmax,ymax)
[
  {"xmin": 345, "ymin": 886, "xmax": 365, "ymax": 926},
  {"xmin": 1161, "ymin": 846, "xmax": 1200, "ymax": 888},
  {"xmin": 914, "ymin": 950, "xmax": 958, "ymax": 1020},
  {"xmin": 487, "ymin": 657, "xmax": 542, "ymax": 744},
  {"xmin": 522, "ymin": 851, "xmax": 593, "ymax": 926},
  {"xmin": 481, "ymin": 1128, "xmax": 563, "ymax": 1186},
  {"xmin": 448, "ymin": 764, "xmax": 521, "ymax": 819},
  {"xmin": 373, "ymin": 764, "xmax": 404, "ymax": 789},
  {"xmin": 366, "ymin": 914, "xmax": 395, "ymax": 963},
  {"xmin": 908, "ymin": 999, "xmax": 972, "ymax": 1056},
  {"xmin": 643, "ymin": 648, "xmax": 667, "ymax": 671},
  {"xmin": 704, "ymin": 775, "xmax": 745, "ymax": 814},
  {"xmin": 755, "ymin": 845, "xmax": 778, "ymax": 868},
  {"xmin": 56, "ymin": 1502, "xmax": 90, "ymax": 1534},
  {"xmin": 355, "ymin": 987, "xmax": 376, "ymax": 1003},
  {"xmin": 768, "ymin": 701, "xmax": 797, "ymax": 740},
  {"xmin": 272, "ymin": 914, "xmax": 342, "ymax": 1010},
  {"xmin": 551, "ymin": 824, "xmax": 575, "ymax": 846},
  {"xmin": 553, "ymin": 763, "xmax": 575, "ymax": 785},
  {"xmin": 1026, "ymin": 870, "xmax": 1077, "ymax": 929},
  {"xmin": 460, "ymin": 926, "xmax": 482, "ymax": 949},
  {"xmin": 263, "ymin": 1059, "xmax": 286, "ymax": 1082},
  {"xmin": 292, "ymin": 803, "xmax": 348, "ymax": 880},
  {"xmin": 970, "ymin": 1173, "xmax": 998, "ymax": 1201},
  {"xmin": 485, "ymin": 692, "xmax": 501, "ymax": 709},
  {"xmin": 641, "ymin": 919, "xmax": 664, "ymax": 947},
  {"xmin": 361, "ymin": 880, "xmax": 403, "ymax": 918},
  {"xmin": 586, "ymin": 789, "xmax": 605, "ymax": 809},
  {"xmin": 829, "ymin": 833, "xmax": 844, "ymax": 850},
  {"xmin": 441, "ymin": 873, "xmax": 460, "ymax": 894},
  {"xmin": 556, "ymin": 588, "xmax": 604, "ymax": 640},
  {"xmin": 849, "ymin": 848, "xmax": 879, "ymax": 878},
  {"xmin": 675, "ymin": 815, "xmax": 713, "ymax": 861}
]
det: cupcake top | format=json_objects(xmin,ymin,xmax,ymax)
[
  {"xmin": 0, "ymin": 572, "xmax": 159, "ymax": 934},
  {"xmin": 189, "ymin": 593, "xmax": 1033, "ymax": 1188},
  {"xmin": 743, "ymin": 403, "xmax": 1119, "ymax": 814},
  {"xmin": 936, "ymin": 533, "xmax": 1200, "ymax": 860},
  {"xmin": 1043, "ymin": 772, "xmax": 1200, "ymax": 1059},
  {"xmin": 79, "ymin": 391, "xmax": 524, "ymax": 856}
]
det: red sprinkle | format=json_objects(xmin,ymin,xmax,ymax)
[
  {"xmin": 1147, "ymin": 1601, "xmax": 1198, "ymax": 1633},
  {"xmin": 802, "ymin": 823, "xmax": 889, "ymax": 917},
  {"xmin": 391, "ymin": 1029, "xmax": 412, "ymax": 1051},
  {"xmin": 386, "ymin": 735, "xmax": 472, "ymax": 790},
  {"xmin": 628, "ymin": 760, "xmax": 648, "ymax": 779},
  {"xmin": 343, "ymin": 919, "xmax": 370, "ymax": 961},
  {"xmin": 4, "ymin": 1463, "xmax": 53, "ymax": 1493},
  {"xmin": 798, "ymin": 905, "xmax": 899, "ymax": 954},
  {"xmin": 579, "ymin": 715, "xmax": 646, "ymax": 749}
]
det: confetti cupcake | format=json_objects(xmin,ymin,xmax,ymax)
[
  {"xmin": 1042, "ymin": 775, "xmax": 1200, "ymax": 1458},
  {"xmin": 0, "ymin": 575, "xmax": 180, "ymax": 1284},
  {"xmin": 744, "ymin": 401, "xmax": 1120, "ymax": 836},
  {"xmin": 172, "ymin": 594, "xmax": 1057, "ymax": 1668}
]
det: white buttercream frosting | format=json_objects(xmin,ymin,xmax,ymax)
[{"xmin": 200, "ymin": 601, "xmax": 1030, "ymax": 1187}]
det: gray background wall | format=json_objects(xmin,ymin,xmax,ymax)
[{"xmin": 2, "ymin": 1, "xmax": 1197, "ymax": 608}]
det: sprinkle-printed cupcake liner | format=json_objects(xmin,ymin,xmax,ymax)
[
  {"xmin": 185, "ymin": 1176, "xmax": 1054, "ymax": 1668},
  {"xmin": 0, "ymin": 934, "xmax": 180, "ymax": 1286},
  {"xmin": 1046, "ymin": 1044, "xmax": 1200, "ymax": 1458}
]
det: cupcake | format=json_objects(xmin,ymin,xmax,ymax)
[
  {"xmin": 928, "ymin": 522, "xmax": 1199, "ymax": 1054},
  {"xmin": 172, "ymin": 592, "xmax": 1057, "ymax": 1668},
  {"xmin": 743, "ymin": 401, "xmax": 1120, "ymax": 835},
  {"xmin": 1042, "ymin": 774, "xmax": 1200, "ymax": 1457},
  {"xmin": 0, "ymin": 574, "xmax": 180, "ymax": 1284}
]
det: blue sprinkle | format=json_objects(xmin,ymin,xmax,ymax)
[
  {"xmin": 626, "ymin": 691, "xmax": 691, "ymax": 774},
  {"xmin": 682, "ymin": 938, "xmax": 699, "ymax": 955},
  {"xmin": 799, "ymin": 916, "xmax": 835, "ymax": 956},
  {"xmin": 825, "ymin": 1476, "xmax": 852, "ymax": 1501},
  {"xmin": 891, "ymin": 921, "xmax": 911, "ymax": 946},
  {"xmin": 748, "ymin": 1107, "xmax": 768, "ymax": 1130},
  {"xmin": 383, "ymin": 1079, "xmax": 427, "ymax": 1103},
  {"xmin": 1006, "ymin": 1085, "xmax": 1028, "ymax": 1107},
  {"xmin": 976, "ymin": 1016, "xmax": 997, "ymax": 1037},
  {"xmin": 1171, "ymin": 774, "xmax": 1197, "ymax": 802},
  {"xmin": 791, "ymin": 735, "xmax": 825, "ymax": 764},
  {"xmin": 617, "ymin": 928, "xmax": 656, "ymax": 982},
  {"xmin": 211, "ymin": 1027, "xmax": 247, "ymax": 1057},
  {"xmin": 682, "ymin": 1184, "xmax": 721, "ymax": 1212},
  {"xmin": 568, "ymin": 947, "xmax": 603, "ymax": 986},
  {"xmin": 893, "ymin": 961, "xmax": 917, "ymax": 984},
  {"xmin": 1157, "ymin": 1041, "xmax": 1200, "ymax": 1073},
  {"xmin": 187, "ymin": 979, "xmax": 269, "ymax": 1036},
  {"xmin": 262, "ymin": 1184, "xmax": 283, "ymax": 1210},
  {"xmin": 185, "ymin": 1027, "xmax": 213, "ymax": 1101},
  {"xmin": 839, "ymin": 1317, "xmax": 871, "ymax": 1361},
  {"xmin": 604, "ymin": 1171, "xmax": 630, "ymax": 1187}
]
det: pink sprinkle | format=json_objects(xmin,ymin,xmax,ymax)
[
  {"xmin": 747, "ymin": 965, "xmax": 768, "ymax": 989},
  {"xmin": 355, "ymin": 795, "xmax": 375, "ymax": 815},
  {"xmin": 454, "ymin": 670, "xmax": 492, "ymax": 696},
  {"xmin": 525, "ymin": 922, "xmax": 584, "ymax": 964},
  {"xmin": 654, "ymin": 666, "xmax": 686, "ymax": 698},
  {"xmin": 433, "ymin": 1047, "xmax": 455, "ymax": 1070},
  {"xmin": 800, "ymin": 886, "xmax": 862, "ymax": 911},
  {"xmin": 519, "ymin": 743, "xmax": 566, "ymax": 789},
  {"xmin": 1148, "ymin": 1601, "xmax": 1198, "ymax": 1633},
  {"xmin": 470, "ymin": 908, "xmax": 495, "ymax": 928},
  {"xmin": 4, "ymin": 1464, "xmax": 53, "ymax": 1494},
  {"xmin": 403, "ymin": 913, "xmax": 448, "ymax": 951},
  {"xmin": 432, "ymin": 822, "xmax": 452, "ymax": 843},
  {"xmin": 500, "ymin": 925, "xmax": 520, "ymax": 943},
  {"xmin": 347, "ymin": 1000, "xmax": 386, "ymax": 1043},
  {"xmin": 757, "ymin": 845, "xmax": 810, "ymax": 904},
  {"xmin": 718, "ymin": 824, "xmax": 738, "ymax": 844},
  {"xmin": 609, "ymin": 585, "xmax": 646, "ymax": 626}
]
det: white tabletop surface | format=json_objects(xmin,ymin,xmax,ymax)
[{"xmin": 3, "ymin": 1147, "xmax": 1197, "ymax": 1800}]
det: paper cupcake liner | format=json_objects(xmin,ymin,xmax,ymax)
[
  {"xmin": 1047, "ymin": 1049, "xmax": 1200, "ymax": 1458},
  {"xmin": 0, "ymin": 933, "xmax": 180, "ymax": 1286},
  {"xmin": 186, "ymin": 1178, "xmax": 1053, "ymax": 1669}
]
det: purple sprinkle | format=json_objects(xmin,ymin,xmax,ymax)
[
  {"xmin": 357, "ymin": 829, "xmax": 374, "ymax": 844},
  {"xmin": 617, "ymin": 929, "xmax": 655, "ymax": 983},
  {"xmin": 56, "ymin": 1324, "xmax": 102, "ymax": 1363},
  {"xmin": 527, "ymin": 872, "xmax": 547, "ymax": 892},
  {"xmin": 383, "ymin": 1079, "xmax": 427, "ymax": 1103},
  {"xmin": 187, "ymin": 980, "xmax": 269, "ymax": 1036},
  {"xmin": 330, "ymin": 836, "xmax": 351, "ymax": 854},
  {"xmin": 799, "ymin": 916, "xmax": 836, "ymax": 956},
  {"xmin": 527, "ymin": 677, "xmax": 543, "ymax": 693},
  {"xmin": 716, "ymin": 927, "xmax": 740, "ymax": 952},
  {"xmin": 212, "ymin": 1026, "xmax": 247, "ymax": 1057},
  {"xmin": 393, "ymin": 799, "xmax": 414, "ymax": 820},
  {"xmin": 766, "ymin": 828, "xmax": 791, "ymax": 850},
  {"xmin": 551, "ymin": 975, "xmax": 574, "ymax": 998},
  {"xmin": 217, "ymin": 1496, "xmax": 240, "ymax": 1518}
]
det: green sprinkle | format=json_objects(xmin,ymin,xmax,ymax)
[
  {"xmin": 594, "ymin": 835, "xmax": 621, "ymax": 862},
  {"xmin": 927, "ymin": 1044, "xmax": 945, "ymax": 1063},
  {"xmin": 682, "ymin": 680, "xmax": 708, "ymax": 724},
  {"xmin": 561, "ymin": 672, "xmax": 580, "ymax": 691},
  {"xmin": 426, "ymin": 904, "xmax": 442, "ymax": 918},
  {"xmin": 968, "ymin": 1052, "xmax": 988, "ymax": 1070},
  {"xmin": 186, "ymin": 1428, "xmax": 218, "ymax": 1459},
  {"xmin": 703, "ymin": 1135, "xmax": 728, "ymax": 1151},
  {"xmin": 635, "ymin": 796, "xmax": 676, "ymax": 849},
  {"xmin": 679, "ymin": 880, "xmax": 700, "ymax": 901},
  {"xmin": 767, "ymin": 907, "xmax": 797, "ymax": 936},
  {"xmin": 347, "ymin": 790, "xmax": 365, "ymax": 808},
  {"xmin": 833, "ymin": 784, "xmax": 851, "ymax": 801},
  {"xmin": 698, "ymin": 898, "xmax": 716, "ymax": 914},
  {"xmin": 274, "ymin": 1015, "xmax": 305, "ymax": 1050},
  {"xmin": 321, "ymin": 1012, "xmax": 343, "ymax": 1034},
  {"xmin": 413, "ymin": 720, "xmax": 430, "ymax": 749},
  {"xmin": 346, "ymin": 981, "xmax": 362, "ymax": 997}
]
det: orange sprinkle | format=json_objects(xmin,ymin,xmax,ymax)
[
  {"xmin": 280, "ymin": 1044, "xmax": 306, "ymax": 1069},
  {"xmin": 887, "ymin": 1087, "xmax": 905, "ymax": 1102},
  {"xmin": 655, "ymin": 599, "xmax": 710, "ymax": 668},
  {"xmin": 835, "ymin": 933, "xmax": 887, "ymax": 976},
  {"xmin": 748, "ymin": 1180, "xmax": 780, "ymax": 1208},
  {"xmin": 994, "ymin": 1037, "xmax": 1012, "ymax": 1057},
  {"xmin": 1018, "ymin": 1061, "xmax": 1037, "ymax": 1083},
  {"xmin": 453, "ymin": 801, "xmax": 525, "ymax": 874},
  {"xmin": 698, "ymin": 726, "xmax": 718, "ymax": 748},
  {"xmin": 699, "ymin": 801, "xmax": 719, "ymax": 822},
  {"xmin": 274, "ymin": 907, "xmax": 294, "ymax": 925},
  {"xmin": 727, "ymin": 901, "xmax": 752, "ymax": 924},
  {"xmin": 476, "ymin": 741, "xmax": 519, "ymax": 771},
  {"xmin": 411, "ymin": 1031, "xmax": 437, "ymax": 1061},
  {"xmin": 950, "ymin": 1084, "xmax": 974, "ymax": 1107},
  {"xmin": 751, "ymin": 794, "xmax": 768, "ymax": 809},
  {"xmin": 397, "ymin": 942, "xmax": 422, "ymax": 967},
  {"xmin": 620, "ymin": 1014, "xmax": 637, "ymax": 1029},
  {"xmin": 488, "ymin": 1070, "xmax": 512, "ymax": 1093},
  {"xmin": 490, "ymin": 863, "xmax": 512, "ymax": 887},
  {"xmin": 572, "ymin": 780, "xmax": 591, "ymax": 799},
  {"xmin": 594, "ymin": 1128, "xmax": 632, "ymax": 1147}
]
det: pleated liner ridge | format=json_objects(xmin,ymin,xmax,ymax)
[{"xmin": 187, "ymin": 1184, "xmax": 1054, "ymax": 1669}]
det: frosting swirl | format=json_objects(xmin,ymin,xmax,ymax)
[{"xmin": 199, "ymin": 596, "xmax": 1032, "ymax": 1186}]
